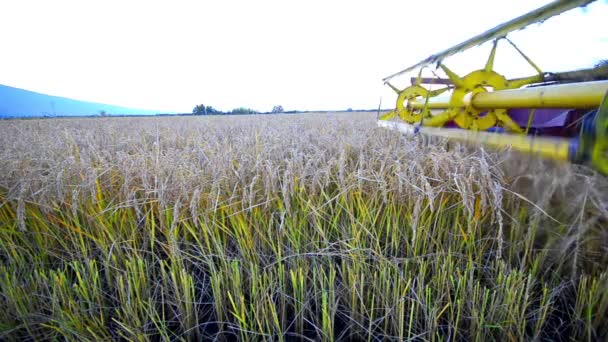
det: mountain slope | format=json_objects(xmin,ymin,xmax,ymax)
[{"xmin": 0, "ymin": 84, "xmax": 167, "ymax": 117}]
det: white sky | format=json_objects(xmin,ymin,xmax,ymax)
[{"xmin": 1, "ymin": 0, "xmax": 607, "ymax": 113}]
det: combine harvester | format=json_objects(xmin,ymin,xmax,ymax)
[{"xmin": 379, "ymin": 0, "xmax": 608, "ymax": 174}]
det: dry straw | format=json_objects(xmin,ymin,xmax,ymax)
[{"xmin": 0, "ymin": 113, "xmax": 607, "ymax": 341}]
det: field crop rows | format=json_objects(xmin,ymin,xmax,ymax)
[{"xmin": 0, "ymin": 113, "xmax": 607, "ymax": 340}]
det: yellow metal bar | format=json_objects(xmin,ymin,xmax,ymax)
[
  {"xmin": 421, "ymin": 110, "xmax": 455, "ymax": 127},
  {"xmin": 377, "ymin": 120, "xmax": 571, "ymax": 161},
  {"xmin": 410, "ymin": 96, "xmax": 450, "ymax": 109},
  {"xmin": 472, "ymin": 80, "xmax": 608, "ymax": 109},
  {"xmin": 484, "ymin": 40, "xmax": 499, "ymax": 72},
  {"xmin": 379, "ymin": 120, "xmax": 571, "ymax": 161},
  {"xmin": 524, "ymin": 109, "xmax": 536, "ymax": 134},
  {"xmin": 418, "ymin": 126, "xmax": 571, "ymax": 161},
  {"xmin": 409, "ymin": 81, "xmax": 608, "ymax": 110},
  {"xmin": 383, "ymin": 0, "xmax": 596, "ymax": 82}
]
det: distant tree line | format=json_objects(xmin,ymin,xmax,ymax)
[{"xmin": 192, "ymin": 104, "xmax": 285, "ymax": 115}]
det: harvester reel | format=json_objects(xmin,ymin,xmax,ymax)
[
  {"xmin": 393, "ymin": 85, "xmax": 432, "ymax": 123},
  {"xmin": 424, "ymin": 39, "xmax": 538, "ymax": 132},
  {"xmin": 380, "ymin": 82, "xmax": 450, "ymax": 123},
  {"xmin": 450, "ymin": 69, "xmax": 522, "ymax": 132},
  {"xmin": 379, "ymin": 1, "xmax": 608, "ymax": 175},
  {"xmin": 421, "ymin": 67, "xmax": 519, "ymax": 131}
]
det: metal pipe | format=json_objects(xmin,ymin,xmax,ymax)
[
  {"xmin": 411, "ymin": 97, "xmax": 451, "ymax": 109},
  {"xmin": 418, "ymin": 126, "xmax": 572, "ymax": 161},
  {"xmin": 471, "ymin": 80, "xmax": 608, "ymax": 109},
  {"xmin": 408, "ymin": 80, "xmax": 608, "ymax": 109},
  {"xmin": 377, "ymin": 120, "xmax": 572, "ymax": 162},
  {"xmin": 382, "ymin": 0, "xmax": 596, "ymax": 82}
]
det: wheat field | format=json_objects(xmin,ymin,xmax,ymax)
[{"xmin": 0, "ymin": 112, "xmax": 607, "ymax": 341}]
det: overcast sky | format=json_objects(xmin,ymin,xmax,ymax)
[{"xmin": 1, "ymin": 0, "xmax": 607, "ymax": 113}]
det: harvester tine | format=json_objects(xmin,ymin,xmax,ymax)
[
  {"xmin": 421, "ymin": 110, "xmax": 454, "ymax": 127},
  {"xmin": 484, "ymin": 40, "xmax": 499, "ymax": 73},
  {"xmin": 494, "ymin": 109, "xmax": 524, "ymax": 133},
  {"xmin": 439, "ymin": 64, "xmax": 466, "ymax": 88},
  {"xmin": 385, "ymin": 82, "xmax": 401, "ymax": 94},
  {"xmin": 429, "ymin": 87, "xmax": 451, "ymax": 97},
  {"xmin": 412, "ymin": 67, "xmax": 426, "ymax": 86}
]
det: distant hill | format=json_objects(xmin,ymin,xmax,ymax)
[{"xmin": 0, "ymin": 84, "xmax": 167, "ymax": 118}]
